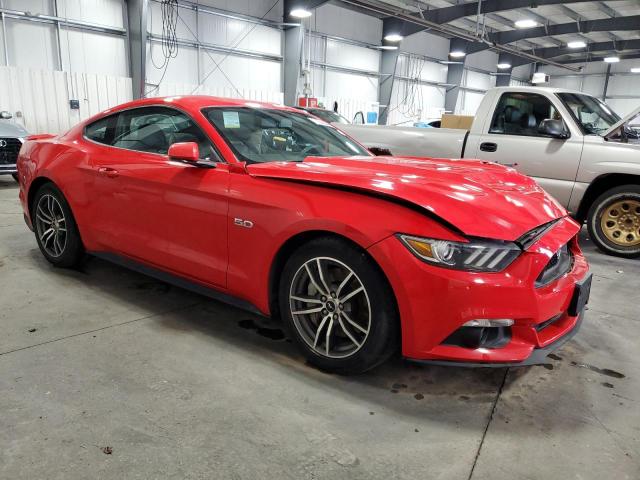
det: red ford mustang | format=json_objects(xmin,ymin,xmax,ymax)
[{"xmin": 16, "ymin": 96, "xmax": 591, "ymax": 374}]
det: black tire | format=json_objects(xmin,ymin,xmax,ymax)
[
  {"xmin": 586, "ymin": 184, "xmax": 640, "ymax": 258},
  {"xmin": 279, "ymin": 236, "xmax": 399, "ymax": 375},
  {"xmin": 12, "ymin": 173, "xmax": 19, "ymax": 182},
  {"xmin": 32, "ymin": 182, "xmax": 85, "ymax": 267}
]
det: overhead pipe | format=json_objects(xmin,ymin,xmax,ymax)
[{"xmin": 339, "ymin": 0, "xmax": 582, "ymax": 72}]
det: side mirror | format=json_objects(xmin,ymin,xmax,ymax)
[
  {"xmin": 538, "ymin": 119, "xmax": 569, "ymax": 139},
  {"xmin": 0, "ymin": 111, "xmax": 12, "ymax": 119},
  {"xmin": 168, "ymin": 142, "xmax": 199, "ymax": 162}
]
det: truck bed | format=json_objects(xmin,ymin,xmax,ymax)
[{"xmin": 339, "ymin": 123, "xmax": 469, "ymax": 159}]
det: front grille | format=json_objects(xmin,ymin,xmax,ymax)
[
  {"xmin": 0, "ymin": 137, "xmax": 22, "ymax": 165},
  {"xmin": 535, "ymin": 243, "xmax": 573, "ymax": 288}
]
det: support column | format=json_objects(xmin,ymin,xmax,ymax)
[
  {"xmin": 377, "ymin": 48, "xmax": 400, "ymax": 125},
  {"xmin": 444, "ymin": 38, "xmax": 467, "ymax": 114},
  {"xmin": 126, "ymin": 0, "xmax": 148, "ymax": 99},
  {"xmin": 444, "ymin": 62, "xmax": 464, "ymax": 114},
  {"xmin": 283, "ymin": 25, "xmax": 303, "ymax": 106}
]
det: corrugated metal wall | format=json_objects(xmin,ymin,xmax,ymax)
[{"xmin": 0, "ymin": 66, "xmax": 132, "ymax": 134}]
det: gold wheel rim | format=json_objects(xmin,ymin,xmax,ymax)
[{"xmin": 600, "ymin": 199, "xmax": 640, "ymax": 247}]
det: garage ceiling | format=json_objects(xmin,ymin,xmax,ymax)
[{"xmin": 333, "ymin": 0, "xmax": 640, "ymax": 65}]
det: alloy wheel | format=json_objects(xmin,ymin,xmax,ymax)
[
  {"xmin": 600, "ymin": 199, "xmax": 640, "ymax": 247},
  {"xmin": 289, "ymin": 257, "xmax": 371, "ymax": 359},
  {"xmin": 35, "ymin": 194, "xmax": 68, "ymax": 257}
]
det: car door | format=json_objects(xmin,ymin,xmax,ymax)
[
  {"xmin": 85, "ymin": 106, "xmax": 229, "ymax": 288},
  {"xmin": 470, "ymin": 91, "xmax": 583, "ymax": 207}
]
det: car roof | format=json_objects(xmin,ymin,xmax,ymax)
[{"xmin": 99, "ymin": 95, "xmax": 300, "ymax": 117}]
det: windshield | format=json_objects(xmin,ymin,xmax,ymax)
[
  {"xmin": 308, "ymin": 109, "xmax": 350, "ymax": 124},
  {"xmin": 558, "ymin": 93, "xmax": 620, "ymax": 136},
  {"xmin": 203, "ymin": 107, "xmax": 368, "ymax": 163}
]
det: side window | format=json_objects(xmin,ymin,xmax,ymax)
[
  {"xmin": 111, "ymin": 107, "xmax": 217, "ymax": 160},
  {"xmin": 85, "ymin": 114, "xmax": 117, "ymax": 145},
  {"xmin": 489, "ymin": 93, "xmax": 563, "ymax": 137}
]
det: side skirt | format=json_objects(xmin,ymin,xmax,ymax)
[{"xmin": 90, "ymin": 251, "xmax": 267, "ymax": 317}]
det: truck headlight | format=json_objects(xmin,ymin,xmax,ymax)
[{"xmin": 398, "ymin": 234, "xmax": 521, "ymax": 272}]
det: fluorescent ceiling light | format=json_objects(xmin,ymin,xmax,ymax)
[
  {"xmin": 289, "ymin": 8, "xmax": 312, "ymax": 18},
  {"xmin": 515, "ymin": 19, "xmax": 537, "ymax": 28},
  {"xmin": 439, "ymin": 60, "xmax": 464, "ymax": 65},
  {"xmin": 378, "ymin": 45, "xmax": 398, "ymax": 50},
  {"xmin": 567, "ymin": 41, "xmax": 586, "ymax": 49},
  {"xmin": 384, "ymin": 33, "xmax": 404, "ymax": 42},
  {"xmin": 631, "ymin": 67, "xmax": 640, "ymax": 73},
  {"xmin": 604, "ymin": 56, "xmax": 620, "ymax": 63},
  {"xmin": 449, "ymin": 50, "xmax": 466, "ymax": 58},
  {"xmin": 497, "ymin": 63, "xmax": 512, "ymax": 69}
]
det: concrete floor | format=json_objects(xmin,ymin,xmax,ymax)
[{"xmin": 0, "ymin": 176, "xmax": 638, "ymax": 480}]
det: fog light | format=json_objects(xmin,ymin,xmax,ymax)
[{"xmin": 463, "ymin": 319, "xmax": 514, "ymax": 327}]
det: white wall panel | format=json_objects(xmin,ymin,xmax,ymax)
[
  {"xmin": 0, "ymin": 65, "xmax": 131, "ymax": 134},
  {"xmin": 581, "ymin": 75, "xmax": 606, "ymax": 97},
  {"xmin": 147, "ymin": 43, "xmax": 199, "ymax": 86},
  {"xmin": 57, "ymin": 0, "xmax": 125, "ymax": 28},
  {"xmin": 456, "ymin": 90, "xmax": 485, "ymax": 116},
  {"xmin": 465, "ymin": 50, "xmax": 498, "ymax": 71},
  {"xmin": 607, "ymin": 98, "xmax": 640, "ymax": 117},
  {"xmin": 322, "ymin": 70, "xmax": 378, "ymax": 101},
  {"xmin": 400, "ymin": 31, "xmax": 450, "ymax": 60},
  {"xmin": 194, "ymin": 0, "xmax": 283, "ymax": 23},
  {"xmin": 463, "ymin": 70, "xmax": 494, "ymax": 91},
  {"xmin": 199, "ymin": 53, "xmax": 281, "ymax": 92},
  {"xmin": 2, "ymin": 0, "xmax": 53, "ymax": 15},
  {"xmin": 312, "ymin": 3, "xmax": 382, "ymax": 45},
  {"xmin": 4, "ymin": 19, "xmax": 57, "ymax": 70},
  {"xmin": 61, "ymin": 28, "xmax": 128, "ymax": 77},
  {"xmin": 325, "ymin": 40, "xmax": 378, "ymax": 71},
  {"xmin": 548, "ymin": 75, "xmax": 583, "ymax": 91},
  {"xmin": 387, "ymin": 80, "xmax": 446, "ymax": 126},
  {"xmin": 154, "ymin": 81, "xmax": 283, "ymax": 104}
]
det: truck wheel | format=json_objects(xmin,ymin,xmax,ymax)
[{"xmin": 587, "ymin": 185, "xmax": 640, "ymax": 258}]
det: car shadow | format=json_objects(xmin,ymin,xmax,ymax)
[{"xmin": 25, "ymin": 250, "xmax": 594, "ymax": 426}]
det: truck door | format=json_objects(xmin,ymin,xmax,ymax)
[{"xmin": 469, "ymin": 91, "xmax": 583, "ymax": 207}]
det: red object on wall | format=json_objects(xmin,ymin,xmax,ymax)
[{"xmin": 298, "ymin": 97, "xmax": 318, "ymax": 108}]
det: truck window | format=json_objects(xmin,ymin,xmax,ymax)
[{"xmin": 489, "ymin": 92, "xmax": 563, "ymax": 137}]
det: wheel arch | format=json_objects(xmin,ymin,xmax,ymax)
[
  {"xmin": 577, "ymin": 173, "xmax": 640, "ymax": 222},
  {"xmin": 268, "ymin": 230, "xmax": 399, "ymax": 328},
  {"xmin": 27, "ymin": 176, "xmax": 56, "ymax": 218}
]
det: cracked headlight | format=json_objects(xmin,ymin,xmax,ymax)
[{"xmin": 398, "ymin": 234, "xmax": 521, "ymax": 272}]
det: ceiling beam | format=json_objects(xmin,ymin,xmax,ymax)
[
  {"xmin": 464, "ymin": 15, "xmax": 640, "ymax": 54},
  {"xmin": 511, "ymin": 39, "xmax": 640, "ymax": 66},
  {"xmin": 424, "ymin": 0, "xmax": 587, "ymax": 25},
  {"xmin": 559, "ymin": 52, "xmax": 640, "ymax": 64}
]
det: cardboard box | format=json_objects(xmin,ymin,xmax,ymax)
[{"xmin": 441, "ymin": 114, "xmax": 474, "ymax": 130}]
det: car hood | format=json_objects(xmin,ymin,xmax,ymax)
[
  {"xmin": 247, "ymin": 156, "xmax": 567, "ymax": 241},
  {"xmin": 0, "ymin": 120, "xmax": 29, "ymax": 137}
]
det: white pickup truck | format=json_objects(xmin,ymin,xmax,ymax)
[{"xmin": 340, "ymin": 86, "xmax": 640, "ymax": 258}]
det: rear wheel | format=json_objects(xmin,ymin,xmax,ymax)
[
  {"xmin": 279, "ymin": 237, "xmax": 398, "ymax": 374},
  {"xmin": 12, "ymin": 173, "xmax": 19, "ymax": 182},
  {"xmin": 32, "ymin": 183, "xmax": 85, "ymax": 267},
  {"xmin": 587, "ymin": 185, "xmax": 640, "ymax": 258}
]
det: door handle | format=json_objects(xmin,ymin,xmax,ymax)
[
  {"xmin": 480, "ymin": 142, "xmax": 498, "ymax": 153},
  {"xmin": 98, "ymin": 167, "xmax": 119, "ymax": 178}
]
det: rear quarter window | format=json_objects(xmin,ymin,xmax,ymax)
[{"xmin": 85, "ymin": 115, "xmax": 117, "ymax": 145}]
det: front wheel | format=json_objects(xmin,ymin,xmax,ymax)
[
  {"xmin": 587, "ymin": 185, "xmax": 640, "ymax": 258},
  {"xmin": 279, "ymin": 237, "xmax": 399, "ymax": 374}
]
